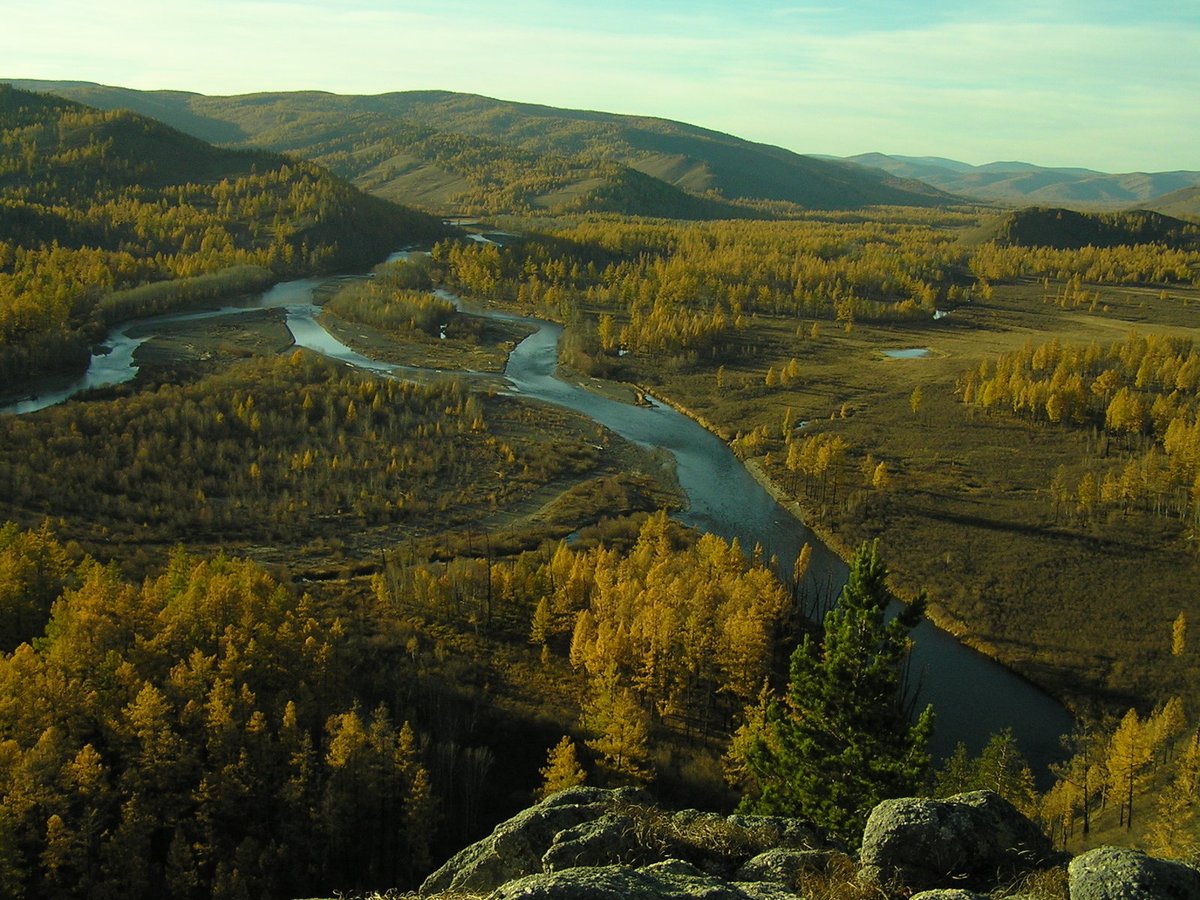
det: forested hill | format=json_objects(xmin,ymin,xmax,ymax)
[
  {"xmin": 987, "ymin": 207, "xmax": 1200, "ymax": 251},
  {"xmin": 0, "ymin": 84, "xmax": 447, "ymax": 384},
  {"xmin": 2, "ymin": 80, "xmax": 956, "ymax": 216}
]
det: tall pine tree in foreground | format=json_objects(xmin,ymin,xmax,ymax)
[{"xmin": 728, "ymin": 540, "xmax": 933, "ymax": 840}]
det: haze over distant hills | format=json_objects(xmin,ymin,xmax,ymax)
[
  {"xmin": 841, "ymin": 153, "xmax": 1200, "ymax": 212},
  {"xmin": 6, "ymin": 79, "xmax": 1198, "ymax": 219},
  {"xmin": 3, "ymin": 80, "xmax": 955, "ymax": 217}
]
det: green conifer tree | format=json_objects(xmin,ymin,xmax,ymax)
[
  {"xmin": 733, "ymin": 540, "xmax": 933, "ymax": 840},
  {"xmin": 975, "ymin": 728, "xmax": 1037, "ymax": 816}
]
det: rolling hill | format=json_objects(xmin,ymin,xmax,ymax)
[
  {"xmin": 984, "ymin": 207, "xmax": 1200, "ymax": 250},
  {"xmin": 844, "ymin": 153, "xmax": 1200, "ymax": 211},
  {"xmin": 2, "ymin": 80, "xmax": 956, "ymax": 216},
  {"xmin": 0, "ymin": 84, "xmax": 447, "ymax": 382},
  {"xmin": 0, "ymin": 84, "xmax": 446, "ymax": 258},
  {"xmin": 1145, "ymin": 184, "xmax": 1200, "ymax": 219}
]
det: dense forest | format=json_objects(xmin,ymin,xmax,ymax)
[
  {"xmin": 0, "ymin": 533, "xmax": 434, "ymax": 898},
  {"xmin": 425, "ymin": 213, "xmax": 973, "ymax": 376},
  {"xmin": 0, "ymin": 352, "xmax": 607, "ymax": 556}
]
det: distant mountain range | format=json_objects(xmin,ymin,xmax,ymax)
[
  {"xmin": 840, "ymin": 153, "xmax": 1200, "ymax": 212},
  {"xmin": 2, "ymin": 80, "xmax": 955, "ymax": 217},
  {"xmin": 4, "ymin": 80, "xmax": 1198, "ymax": 219}
]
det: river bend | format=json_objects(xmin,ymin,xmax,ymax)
[{"xmin": 1, "ymin": 267, "xmax": 1074, "ymax": 771}]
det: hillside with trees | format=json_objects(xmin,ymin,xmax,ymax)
[
  {"xmin": 2, "ymin": 81, "xmax": 955, "ymax": 216},
  {"xmin": 987, "ymin": 208, "xmax": 1199, "ymax": 251},
  {"xmin": 0, "ymin": 84, "xmax": 446, "ymax": 386}
]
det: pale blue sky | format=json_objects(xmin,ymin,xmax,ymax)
[{"xmin": 2, "ymin": 0, "xmax": 1196, "ymax": 172}]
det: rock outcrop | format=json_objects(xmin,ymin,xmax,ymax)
[
  {"xmin": 489, "ymin": 859, "xmax": 798, "ymax": 900},
  {"xmin": 858, "ymin": 790, "xmax": 1057, "ymax": 892},
  {"xmin": 1068, "ymin": 846, "xmax": 1200, "ymax": 899},
  {"xmin": 419, "ymin": 786, "xmax": 652, "ymax": 895},
  {"xmin": 408, "ymin": 787, "xmax": 1197, "ymax": 899},
  {"xmin": 418, "ymin": 785, "xmax": 837, "ymax": 897}
]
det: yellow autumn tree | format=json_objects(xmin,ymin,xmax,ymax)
[
  {"xmin": 1147, "ymin": 733, "xmax": 1200, "ymax": 859},
  {"xmin": 1107, "ymin": 708, "xmax": 1153, "ymax": 830},
  {"xmin": 537, "ymin": 736, "xmax": 587, "ymax": 799}
]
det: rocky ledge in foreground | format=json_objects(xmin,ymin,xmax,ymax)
[{"xmin": 398, "ymin": 786, "xmax": 1197, "ymax": 899}]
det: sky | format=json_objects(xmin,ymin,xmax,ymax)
[{"xmin": 2, "ymin": 0, "xmax": 1197, "ymax": 173}]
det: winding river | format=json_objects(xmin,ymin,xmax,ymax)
[{"xmin": 1, "ymin": 266, "xmax": 1075, "ymax": 773}]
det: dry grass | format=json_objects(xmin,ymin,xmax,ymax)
[
  {"xmin": 620, "ymin": 278, "xmax": 1200, "ymax": 711},
  {"xmin": 1000, "ymin": 865, "xmax": 1071, "ymax": 899}
]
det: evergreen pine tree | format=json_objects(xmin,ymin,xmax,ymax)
[
  {"xmin": 933, "ymin": 742, "xmax": 975, "ymax": 796},
  {"xmin": 975, "ymin": 728, "xmax": 1037, "ymax": 816},
  {"xmin": 733, "ymin": 540, "xmax": 933, "ymax": 840}
]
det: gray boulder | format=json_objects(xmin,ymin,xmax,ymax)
[
  {"xmin": 419, "ymin": 786, "xmax": 649, "ymax": 895},
  {"xmin": 1068, "ymin": 846, "xmax": 1200, "ymax": 899},
  {"xmin": 910, "ymin": 891, "xmax": 989, "ymax": 900},
  {"xmin": 734, "ymin": 848, "xmax": 838, "ymax": 888},
  {"xmin": 542, "ymin": 811, "xmax": 645, "ymax": 871},
  {"xmin": 859, "ymin": 790, "xmax": 1054, "ymax": 892},
  {"xmin": 487, "ymin": 860, "xmax": 799, "ymax": 899}
]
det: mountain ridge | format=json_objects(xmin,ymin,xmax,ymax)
[
  {"xmin": 1, "ymin": 79, "xmax": 958, "ymax": 216},
  {"xmin": 9, "ymin": 80, "xmax": 1197, "ymax": 217},
  {"xmin": 844, "ymin": 152, "xmax": 1200, "ymax": 213}
]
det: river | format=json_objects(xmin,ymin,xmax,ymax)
[
  {"xmin": 0, "ymin": 266, "xmax": 1075, "ymax": 773},
  {"xmin": 500, "ymin": 319, "xmax": 1074, "ymax": 772}
]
